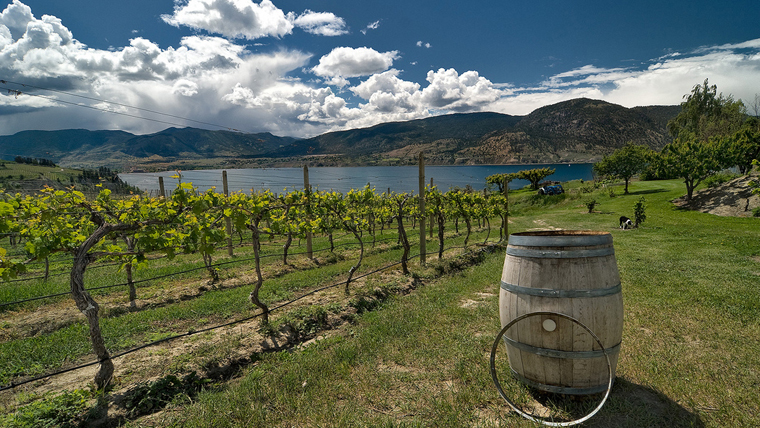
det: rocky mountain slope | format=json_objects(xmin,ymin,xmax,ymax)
[{"xmin": 0, "ymin": 98, "xmax": 680, "ymax": 169}]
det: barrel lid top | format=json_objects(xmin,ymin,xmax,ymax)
[{"xmin": 508, "ymin": 230, "xmax": 612, "ymax": 247}]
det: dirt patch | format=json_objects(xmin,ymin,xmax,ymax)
[
  {"xmin": 0, "ymin": 270, "xmax": 412, "ymax": 424},
  {"xmin": 673, "ymin": 174, "xmax": 760, "ymax": 217},
  {"xmin": 528, "ymin": 219, "xmax": 560, "ymax": 231},
  {"xmin": 459, "ymin": 292, "xmax": 496, "ymax": 308}
]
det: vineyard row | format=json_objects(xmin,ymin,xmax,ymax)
[{"xmin": 0, "ymin": 180, "xmax": 515, "ymax": 388}]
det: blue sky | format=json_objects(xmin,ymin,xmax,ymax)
[{"xmin": 1, "ymin": 0, "xmax": 760, "ymax": 138}]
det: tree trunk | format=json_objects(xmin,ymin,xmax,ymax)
[
  {"xmin": 437, "ymin": 213, "xmax": 445, "ymax": 259},
  {"xmin": 499, "ymin": 214, "xmax": 506, "ymax": 242},
  {"xmin": 369, "ymin": 213, "xmax": 376, "ymax": 247},
  {"xmin": 685, "ymin": 177, "xmax": 696, "ymax": 200},
  {"xmin": 71, "ymin": 250, "xmax": 114, "ymax": 390},
  {"xmin": 70, "ymin": 223, "xmax": 121, "ymax": 390},
  {"xmin": 397, "ymin": 215, "xmax": 410, "ymax": 275},
  {"xmin": 126, "ymin": 263, "xmax": 136, "ymax": 309},
  {"xmin": 124, "ymin": 236, "xmax": 137, "ymax": 309},
  {"xmin": 283, "ymin": 232, "xmax": 293, "ymax": 265},
  {"xmin": 464, "ymin": 216, "xmax": 472, "ymax": 247},
  {"xmin": 344, "ymin": 225, "xmax": 364, "ymax": 295},
  {"xmin": 202, "ymin": 251, "xmax": 218, "ymax": 283},
  {"xmin": 248, "ymin": 223, "xmax": 269, "ymax": 324}
]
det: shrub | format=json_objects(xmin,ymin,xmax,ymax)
[
  {"xmin": 584, "ymin": 198, "xmax": 598, "ymax": 213},
  {"xmin": 634, "ymin": 197, "xmax": 647, "ymax": 227},
  {"xmin": 124, "ymin": 372, "xmax": 208, "ymax": 417},
  {"xmin": 1, "ymin": 389, "xmax": 93, "ymax": 428},
  {"xmin": 704, "ymin": 171, "xmax": 739, "ymax": 188}
]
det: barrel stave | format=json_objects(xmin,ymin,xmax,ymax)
[{"xmin": 499, "ymin": 230, "xmax": 624, "ymax": 395}]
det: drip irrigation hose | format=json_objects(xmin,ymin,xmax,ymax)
[{"xmin": 0, "ymin": 239, "xmax": 498, "ymax": 391}]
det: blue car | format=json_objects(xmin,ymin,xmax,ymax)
[{"xmin": 538, "ymin": 184, "xmax": 564, "ymax": 195}]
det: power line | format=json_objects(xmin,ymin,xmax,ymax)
[{"xmin": 0, "ymin": 79, "xmax": 246, "ymax": 133}]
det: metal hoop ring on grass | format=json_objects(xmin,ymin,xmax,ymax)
[{"xmin": 489, "ymin": 311, "xmax": 613, "ymax": 427}]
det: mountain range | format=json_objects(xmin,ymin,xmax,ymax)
[{"xmin": 0, "ymin": 98, "xmax": 680, "ymax": 170}]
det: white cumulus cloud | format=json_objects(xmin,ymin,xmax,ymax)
[
  {"xmin": 161, "ymin": 0, "xmax": 294, "ymax": 40},
  {"xmin": 311, "ymin": 47, "xmax": 399, "ymax": 84},
  {"xmin": 4, "ymin": 1, "xmax": 760, "ymax": 140},
  {"xmin": 290, "ymin": 10, "xmax": 347, "ymax": 37},
  {"xmin": 421, "ymin": 68, "xmax": 505, "ymax": 111}
]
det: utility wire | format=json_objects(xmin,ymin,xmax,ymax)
[
  {"xmin": 0, "ymin": 79, "xmax": 245, "ymax": 133},
  {"xmin": 0, "ymin": 241, "xmax": 498, "ymax": 392},
  {"xmin": 0, "ymin": 85, "xmax": 203, "ymax": 131},
  {"xmin": 0, "ymin": 233, "xmax": 392, "ymax": 308}
]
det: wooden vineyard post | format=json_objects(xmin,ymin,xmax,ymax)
[
  {"xmin": 158, "ymin": 176, "xmax": 166, "ymax": 199},
  {"xmin": 304, "ymin": 165, "xmax": 313, "ymax": 260},
  {"xmin": 504, "ymin": 177, "xmax": 509, "ymax": 240},
  {"xmin": 418, "ymin": 152, "xmax": 426, "ymax": 266},
  {"xmin": 223, "ymin": 171, "xmax": 233, "ymax": 256},
  {"xmin": 429, "ymin": 177, "xmax": 434, "ymax": 238}
]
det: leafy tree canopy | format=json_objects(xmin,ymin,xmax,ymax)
[
  {"xmin": 667, "ymin": 78, "xmax": 746, "ymax": 142},
  {"xmin": 485, "ymin": 172, "xmax": 521, "ymax": 193},
  {"xmin": 516, "ymin": 168, "xmax": 555, "ymax": 190},
  {"xmin": 728, "ymin": 117, "xmax": 760, "ymax": 174},
  {"xmin": 593, "ymin": 143, "xmax": 654, "ymax": 193}
]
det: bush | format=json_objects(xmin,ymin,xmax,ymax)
[
  {"xmin": 752, "ymin": 207, "xmax": 760, "ymax": 217},
  {"xmin": 584, "ymin": 198, "xmax": 598, "ymax": 213},
  {"xmin": 634, "ymin": 197, "xmax": 647, "ymax": 227},
  {"xmin": 1, "ymin": 389, "xmax": 93, "ymax": 428},
  {"xmin": 124, "ymin": 372, "xmax": 208, "ymax": 417},
  {"xmin": 704, "ymin": 171, "xmax": 739, "ymax": 188}
]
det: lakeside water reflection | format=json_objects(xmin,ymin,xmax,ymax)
[{"xmin": 120, "ymin": 164, "xmax": 594, "ymax": 195}]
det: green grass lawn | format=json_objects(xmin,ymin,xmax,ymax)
[
  {"xmin": 133, "ymin": 179, "xmax": 759, "ymax": 427},
  {"xmin": 3, "ymin": 178, "xmax": 760, "ymax": 427}
]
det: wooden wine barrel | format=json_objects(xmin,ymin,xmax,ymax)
[{"xmin": 499, "ymin": 230, "xmax": 623, "ymax": 395}]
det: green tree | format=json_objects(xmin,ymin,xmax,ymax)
[
  {"xmin": 662, "ymin": 80, "xmax": 746, "ymax": 200},
  {"xmin": 517, "ymin": 167, "xmax": 555, "ymax": 190},
  {"xmin": 658, "ymin": 137, "xmax": 730, "ymax": 200},
  {"xmin": 485, "ymin": 173, "xmax": 520, "ymax": 193},
  {"xmin": 485, "ymin": 172, "xmax": 519, "ymax": 239},
  {"xmin": 667, "ymin": 78, "xmax": 746, "ymax": 142},
  {"xmin": 633, "ymin": 197, "xmax": 646, "ymax": 227},
  {"xmin": 593, "ymin": 143, "xmax": 654, "ymax": 194},
  {"xmin": 728, "ymin": 118, "xmax": 760, "ymax": 174}
]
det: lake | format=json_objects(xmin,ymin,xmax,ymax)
[{"xmin": 119, "ymin": 163, "xmax": 594, "ymax": 196}]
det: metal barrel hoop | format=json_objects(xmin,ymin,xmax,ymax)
[{"xmin": 489, "ymin": 311, "xmax": 614, "ymax": 427}]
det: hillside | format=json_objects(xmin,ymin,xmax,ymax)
[
  {"xmin": 0, "ymin": 98, "xmax": 679, "ymax": 169},
  {"xmin": 0, "ymin": 128, "xmax": 297, "ymax": 170},
  {"xmin": 274, "ymin": 99, "xmax": 677, "ymax": 165}
]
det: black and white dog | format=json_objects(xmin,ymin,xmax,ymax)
[{"xmin": 619, "ymin": 216, "xmax": 633, "ymax": 229}]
